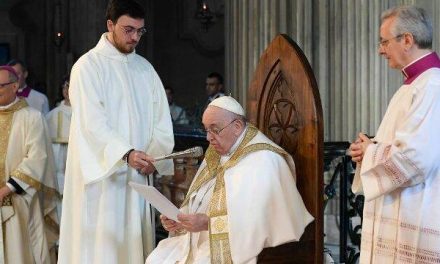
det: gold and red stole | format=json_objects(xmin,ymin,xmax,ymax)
[{"xmin": 181, "ymin": 125, "xmax": 288, "ymax": 263}]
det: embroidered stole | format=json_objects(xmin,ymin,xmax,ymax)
[
  {"xmin": 0, "ymin": 99, "xmax": 28, "ymax": 234},
  {"xmin": 0, "ymin": 99, "xmax": 60, "ymax": 199},
  {"xmin": 181, "ymin": 125, "xmax": 288, "ymax": 263},
  {"xmin": 0, "ymin": 99, "xmax": 28, "ymax": 188}
]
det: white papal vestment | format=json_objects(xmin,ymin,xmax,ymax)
[
  {"xmin": 353, "ymin": 53, "xmax": 440, "ymax": 263},
  {"xmin": 147, "ymin": 125, "xmax": 313, "ymax": 264},
  {"xmin": 58, "ymin": 33, "xmax": 174, "ymax": 264}
]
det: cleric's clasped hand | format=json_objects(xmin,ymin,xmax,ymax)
[
  {"xmin": 349, "ymin": 133, "xmax": 374, "ymax": 163},
  {"xmin": 127, "ymin": 150, "xmax": 156, "ymax": 175}
]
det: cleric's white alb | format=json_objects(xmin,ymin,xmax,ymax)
[
  {"xmin": 58, "ymin": 33, "xmax": 174, "ymax": 264},
  {"xmin": 352, "ymin": 52, "xmax": 440, "ymax": 263}
]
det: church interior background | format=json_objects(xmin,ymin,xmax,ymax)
[{"xmin": 1, "ymin": 0, "xmax": 440, "ymax": 263}]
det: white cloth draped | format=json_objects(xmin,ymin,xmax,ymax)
[
  {"xmin": 46, "ymin": 100, "xmax": 71, "ymax": 195},
  {"xmin": 46, "ymin": 100, "xmax": 71, "ymax": 221},
  {"xmin": 58, "ymin": 33, "xmax": 174, "ymax": 264},
  {"xmin": 147, "ymin": 129, "xmax": 313, "ymax": 264},
  {"xmin": 352, "ymin": 68, "xmax": 440, "ymax": 263}
]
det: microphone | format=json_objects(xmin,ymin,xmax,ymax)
[{"xmin": 154, "ymin": 146, "xmax": 204, "ymax": 161}]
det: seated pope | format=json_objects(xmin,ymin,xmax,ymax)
[{"xmin": 147, "ymin": 96, "xmax": 313, "ymax": 264}]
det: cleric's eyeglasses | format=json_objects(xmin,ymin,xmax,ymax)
[
  {"xmin": 0, "ymin": 81, "xmax": 16, "ymax": 88},
  {"xmin": 378, "ymin": 34, "xmax": 403, "ymax": 47},
  {"xmin": 119, "ymin": 25, "xmax": 147, "ymax": 37}
]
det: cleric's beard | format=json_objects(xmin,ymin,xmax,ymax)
[{"xmin": 112, "ymin": 31, "xmax": 136, "ymax": 54}]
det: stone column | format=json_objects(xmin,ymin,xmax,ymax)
[{"xmin": 225, "ymin": 0, "xmax": 313, "ymax": 111}]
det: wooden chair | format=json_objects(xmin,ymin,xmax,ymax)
[{"xmin": 247, "ymin": 34, "xmax": 324, "ymax": 263}]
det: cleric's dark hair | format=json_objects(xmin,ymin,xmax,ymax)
[
  {"xmin": 56, "ymin": 74, "xmax": 70, "ymax": 103},
  {"xmin": 106, "ymin": 0, "xmax": 145, "ymax": 23},
  {"xmin": 164, "ymin": 86, "xmax": 174, "ymax": 94},
  {"xmin": 7, "ymin": 59, "xmax": 28, "ymax": 72},
  {"xmin": 207, "ymin": 72, "xmax": 223, "ymax": 85}
]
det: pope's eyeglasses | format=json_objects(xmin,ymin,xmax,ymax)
[{"xmin": 205, "ymin": 119, "xmax": 237, "ymax": 136}]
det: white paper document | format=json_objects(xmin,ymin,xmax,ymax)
[{"xmin": 129, "ymin": 182, "xmax": 180, "ymax": 221}]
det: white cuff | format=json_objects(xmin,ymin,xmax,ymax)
[{"xmin": 6, "ymin": 182, "xmax": 16, "ymax": 192}]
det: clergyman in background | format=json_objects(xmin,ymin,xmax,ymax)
[{"xmin": 7, "ymin": 59, "xmax": 49, "ymax": 114}]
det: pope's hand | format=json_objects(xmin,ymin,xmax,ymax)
[
  {"xmin": 177, "ymin": 213, "xmax": 209, "ymax": 232},
  {"xmin": 160, "ymin": 215, "xmax": 183, "ymax": 232}
]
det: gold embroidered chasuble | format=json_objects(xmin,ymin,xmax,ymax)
[
  {"xmin": 181, "ymin": 125, "xmax": 289, "ymax": 263},
  {"xmin": 0, "ymin": 99, "xmax": 59, "ymax": 198},
  {"xmin": 0, "ymin": 98, "xmax": 59, "ymax": 264},
  {"xmin": 0, "ymin": 99, "xmax": 28, "ymax": 187}
]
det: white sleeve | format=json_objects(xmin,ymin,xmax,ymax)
[
  {"xmin": 360, "ymin": 79, "xmax": 440, "ymax": 201},
  {"xmin": 69, "ymin": 59, "xmax": 133, "ymax": 185}
]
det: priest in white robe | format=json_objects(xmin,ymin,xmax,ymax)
[
  {"xmin": 0, "ymin": 65, "xmax": 58, "ymax": 264},
  {"xmin": 46, "ymin": 75, "xmax": 71, "ymax": 218},
  {"xmin": 58, "ymin": 1, "xmax": 174, "ymax": 263},
  {"xmin": 7, "ymin": 59, "xmax": 49, "ymax": 114},
  {"xmin": 165, "ymin": 86, "xmax": 189, "ymax": 125},
  {"xmin": 350, "ymin": 5, "xmax": 440, "ymax": 263},
  {"xmin": 147, "ymin": 96, "xmax": 313, "ymax": 264}
]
